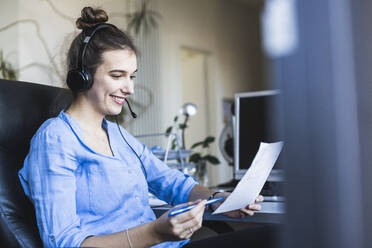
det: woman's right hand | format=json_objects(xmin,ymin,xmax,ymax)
[{"xmin": 153, "ymin": 199, "xmax": 207, "ymax": 242}]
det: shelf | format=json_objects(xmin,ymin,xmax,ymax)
[{"xmin": 151, "ymin": 149, "xmax": 191, "ymax": 161}]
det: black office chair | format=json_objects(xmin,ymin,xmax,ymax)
[{"xmin": 0, "ymin": 79, "xmax": 72, "ymax": 248}]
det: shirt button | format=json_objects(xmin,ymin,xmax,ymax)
[{"xmin": 135, "ymin": 196, "xmax": 140, "ymax": 201}]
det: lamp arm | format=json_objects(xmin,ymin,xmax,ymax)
[{"xmin": 181, "ymin": 114, "xmax": 189, "ymax": 149}]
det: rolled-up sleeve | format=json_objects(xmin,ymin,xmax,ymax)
[
  {"xmin": 19, "ymin": 129, "xmax": 91, "ymax": 247},
  {"xmin": 140, "ymin": 146, "xmax": 198, "ymax": 205},
  {"xmin": 116, "ymin": 127, "xmax": 198, "ymax": 205}
]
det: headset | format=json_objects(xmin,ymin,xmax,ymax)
[
  {"xmin": 66, "ymin": 23, "xmax": 117, "ymax": 92},
  {"xmin": 66, "ymin": 23, "xmax": 137, "ymax": 119}
]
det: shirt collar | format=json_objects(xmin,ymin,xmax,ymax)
[
  {"xmin": 59, "ymin": 110, "xmax": 109, "ymax": 144},
  {"xmin": 59, "ymin": 111, "xmax": 119, "ymax": 159}
]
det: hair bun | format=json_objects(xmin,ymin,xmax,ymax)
[{"xmin": 76, "ymin": 7, "xmax": 108, "ymax": 30}]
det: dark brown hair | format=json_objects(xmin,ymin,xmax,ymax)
[{"xmin": 67, "ymin": 7, "xmax": 137, "ymax": 82}]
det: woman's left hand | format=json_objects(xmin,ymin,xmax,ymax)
[{"xmin": 211, "ymin": 192, "xmax": 264, "ymax": 218}]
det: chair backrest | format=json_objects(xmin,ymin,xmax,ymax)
[{"xmin": 0, "ymin": 79, "xmax": 72, "ymax": 248}]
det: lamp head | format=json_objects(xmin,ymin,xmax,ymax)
[{"xmin": 180, "ymin": 103, "xmax": 198, "ymax": 116}]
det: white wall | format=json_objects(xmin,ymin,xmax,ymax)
[
  {"xmin": 0, "ymin": 0, "xmax": 20, "ymax": 71},
  {"xmin": 157, "ymin": 0, "xmax": 266, "ymax": 186},
  {"xmin": 0, "ymin": 0, "xmax": 267, "ymax": 186},
  {"xmin": 1, "ymin": 0, "xmax": 131, "ymax": 86},
  {"xmin": 0, "ymin": 0, "xmax": 162, "ymax": 135}
]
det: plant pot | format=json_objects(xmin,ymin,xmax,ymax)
[
  {"xmin": 194, "ymin": 161, "xmax": 208, "ymax": 187},
  {"xmin": 182, "ymin": 161, "xmax": 208, "ymax": 186}
]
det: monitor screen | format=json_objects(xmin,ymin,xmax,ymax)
[{"xmin": 234, "ymin": 90, "xmax": 284, "ymax": 181}]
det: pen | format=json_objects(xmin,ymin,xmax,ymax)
[{"xmin": 168, "ymin": 197, "xmax": 224, "ymax": 217}]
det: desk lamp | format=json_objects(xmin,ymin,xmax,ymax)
[{"xmin": 180, "ymin": 103, "xmax": 198, "ymax": 149}]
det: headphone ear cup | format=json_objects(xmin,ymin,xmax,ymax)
[
  {"xmin": 66, "ymin": 69, "xmax": 92, "ymax": 92},
  {"xmin": 82, "ymin": 71, "xmax": 93, "ymax": 91}
]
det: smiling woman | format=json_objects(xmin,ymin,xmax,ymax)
[
  {"xmin": 71, "ymin": 49, "xmax": 137, "ymax": 117},
  {"xmin": 17, "ymin": 6, "xmax": 274, "ymax": 248}
]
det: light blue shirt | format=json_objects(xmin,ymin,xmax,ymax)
[{"xmin": 18, "ymin": 111, "xmax": 197, "ymax": 247}]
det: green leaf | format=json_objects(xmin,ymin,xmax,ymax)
[
  {"xmin": 174, "ymin": 116, "xmax": 178, "ymax": 122},
  {"xmin": 149, "ymin": 15, "xmax": 157, "ymax": 28},
  {"xmin": 165, "ymin": 126, "xmax": 172, "ymax": 135},
  {"xmin": 135, "ymin": 15, "xmax": 141, "ymax": 35},
  {"xmin": 202, "ymin": 136, "xmax": 215, "ymax": 148},
  {"xmin": 179, "ymin": 123, "xmax": 187, "ymax": 130},
  {"xmin": 204, "ymin": 136, "xmax": 215, "ymax": 143},
  {"xmin": 0, "ymin": 49, "xmax": 17, "ymax": 80},
  {"xmin": 127, "ymin": 15, "xmax": 137, "ymax": 34},
  {"xmin": 148, "ymin": 10, "xmax": 162, "ymax": 18},
  {"xmin": 189, "ymin": 153, "xmax": 201, "ymax": 163},
  {"xmin": 190, "ymin": 141, "xmax": 204, "ymax": 149},
  {"xmin": 203, "ymin": 155, "xmax": 220, "ymax": 165},
  {"xmin": 171, "ymin": 139, "xmax": 177, "ymax": 150},
  {"xmin": 143, "ymin": 16, "xmax": 149, "ymax": 34}
]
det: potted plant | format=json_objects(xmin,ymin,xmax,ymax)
[
  {"xmin": 0, "ymin": 49, "xmax": 17, "ymax": 80},
  {"xmin": 165, "ymin": 115, "xmax": 220, "ymax": 185}
]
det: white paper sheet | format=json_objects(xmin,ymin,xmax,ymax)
[{"xmin": 213, "ymin": 141, "xmax": 284, "ymax": 214}]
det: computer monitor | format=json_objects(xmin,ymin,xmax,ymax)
[{"xmin": 234, "ymin": 90, "xmax": 284, "ymax": 182}]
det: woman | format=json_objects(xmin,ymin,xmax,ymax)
[{"xmin": 18, "ymin": 7, "xmax": 266, "ymax": 248}]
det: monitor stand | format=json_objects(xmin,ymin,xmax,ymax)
[
  {"xmin": 217, "ymin": 178, "xmax": 239, "ymax": 188},
  {"xmin": 211, "ymin": 179, "xmax": 239, "ymax": 192},
  {"xmin": 213, "ymin": 179, "xmax": 285, "ymax": 201}
]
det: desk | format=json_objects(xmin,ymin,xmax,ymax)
[{"xmin": 152, "ymin": 201, "xmax": 285, "ymax": 224}]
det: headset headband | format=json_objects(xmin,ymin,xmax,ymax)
[
  {"xmin": 66, "ymin": 23, "xmax": 118, "ymax": 92},
  {"xmin": 77, "ymin": 23, "xmax": 117, "ymax": 72}
]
